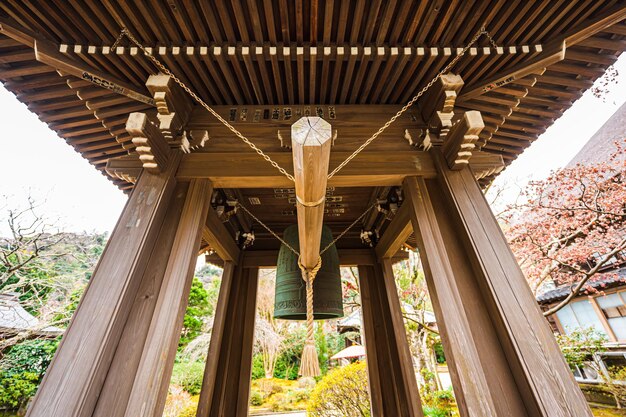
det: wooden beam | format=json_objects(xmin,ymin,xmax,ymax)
[
  {"xmin": 358, "ymin": 261, "xmax": 424, "ymax": 417},
  {"xmin": 106, "ymin": 151, "xmax": 504, "ymax": 187},
  {"xmin": 25, "ymin": 154, "xmax": 181, "ymax": 417},
  {"xmin": 375, "ymin": 201, "xmax": 412, "ymax": 260},
  {"xmin": 105, "ymin": 155, "xmax": 142, "ymax": 184},
  {"xmin": 92, "ymin": 182, "xmax": 188, "ymax": 417},
  {"xmin": 205, "ymin": 248, "xmax": 408, "ymax": 268},
  {"xmin": 126, "ymin": 112, "xmax": 170, "ymax": 173},
  {"xmin": 564, "ymin": 3, "xmax": 626, "ymax": 45},
  {"xmin": 0, "ymin": 18, "xmax": 155, "ymax": 106},
  {"xmin": 458, "ymin": 41, "xmax": 566, "ymax": 100},
  {"xmin": 418, "ymin": 73, "xmax": 464, "ymax": 135},
  {"xmin": 123, "ymin": 179, "xmax": 212, "ymax": 417},
  {"xmin": 442, "ymin": 110, "xmax": 484, "ymax": 170},
  {"xmin": 291, "ymin": 116, "xmax": 332, "ymax": 268},
  {"xmin": 202, "ymin": 205, "xmax": 240, "ymax": 263},
  {"xmin": 197, "ymin": 258, "xmax": 258, "ymax": 417},
  {"xmin": 35, "ymin": 41, "xmax": 155, "ymax": 106},
  {"xmin": 459, "ymin": 5, "xmax": 626, "ymax": 101}
]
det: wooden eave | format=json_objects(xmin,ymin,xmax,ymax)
[{"xmin": 0, "ymin": 1, "xmax": 624, "ymax": 251}]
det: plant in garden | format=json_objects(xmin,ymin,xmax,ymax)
[
  {"xmin": 179, "ymin": 277, "xmax": 211, "ymax": 349},
  {"xmin": 0, "ymin": 338, "xmax": 59, "ymax": 409},
  {"xmin": 307, "ymin": 361, "xmax": 371, "ymax": 417},
  {"xmin": 502, "ymin": 140, "xmax": 626, "ymax": 316},
  {"xmin": 555, "ymin": 327, "xmax": 607, "ymax": 370},
  {"xmin": 393, "ymin": 254, "xmax": 442, "ymax": 392},
  {"xmin": 606, "ymin": 367, "xmax": 626, "ymax": 409}
]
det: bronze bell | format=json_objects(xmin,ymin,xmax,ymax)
[{"xmin": 274, "ymin": 224, "xmax": 344, "ymax": 320}]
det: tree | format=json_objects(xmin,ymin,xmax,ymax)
[
  {"xmin": 0, "ymin": 196, "xmax": 105, "ymax": 350},
  {"xmin": 393, "ymin": 253, "xmax": 441, "ymax": 393},
  {"xmin": 254, "ymin": 269, "xmax": 289, "ymax": 378},
  {"xmin": 502, "ymin": 140, "xmax": 626, "ymax": 316}
]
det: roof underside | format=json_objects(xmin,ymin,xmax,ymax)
[{"xmin": 0, "ymin": 1, "xmax": 625, "ymax": 251}]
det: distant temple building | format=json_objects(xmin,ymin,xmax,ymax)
[{"xmin": 537, "ymin": 102, "xmax": 626, "ymax": 385}]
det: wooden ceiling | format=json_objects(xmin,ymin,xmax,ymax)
[{"xmin": 0, "ymin": 1, "xmax": 624, "ymax": 250}]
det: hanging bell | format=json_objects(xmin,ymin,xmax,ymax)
[{"xmin": 274, "ymin": 224, "xmax": 343, "ymax": 320}]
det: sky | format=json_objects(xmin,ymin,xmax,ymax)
[{"xmin": 0, "ymin": 54, "xmax": 625, "ymax": 235}]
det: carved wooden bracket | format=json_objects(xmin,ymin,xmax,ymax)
[
  {"xmin": 419, "ymin": 73, "xmax": 465, "ymax": 139},
  {"xmin": 442, "ymin": 110, "xmax": 484, "ymax": 170},
  {"xmin": 126, "ymin": 112, "xmax": 170, "ymax": 173},
  {"xmin": 146, "ymin": 73, "xmax": 193, "ymax": 145}
]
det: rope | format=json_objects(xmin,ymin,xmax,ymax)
[
  {"xmin": 111, "ymin": 26, "xmax": 499, "ymax": 182},
  {"xmin": 298, "ymin": 256, "xmax": 322, "ymax": 377}
]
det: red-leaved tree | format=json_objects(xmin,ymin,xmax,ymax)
[{"xmin": 502, "ymin": 140, "xmax": 626, "ymax": 316}]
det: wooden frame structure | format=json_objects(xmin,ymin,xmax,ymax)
[{"xmin": 0, "ymin": 2, "xmax": 625, "ymax": 417}]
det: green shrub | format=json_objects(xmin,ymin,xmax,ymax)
[
  {"xmin": 308, "ymin": 361, "xmax": 371, "ymax": 417},
  {"xmin": 251, "ymin": 354, "xmax": 265, "ymax": 380},
  {"xmin": 170, "ymin": 361, "xmax": 205, "ymax": 395},
  {"xmin": 0, "ymin": 371, "xmax": 39, "ymax": 409},
  {"xmin": 177, "ymin": 397, "xmax": 199, "ymax": 417},
  {"xmin": 422, "ymin": 389, "xmax": 456, "ymax": 416},
  {"xmin": 250, "ymin": 389, "xmax": 264, "ymax": 406},
  {"xmin": 423, "ymin": 405, "xmax": 451, "ymax": 417},
  {"xmin": 0, "ymin": 338, "xmax": 59, "ymax": 410},
  {"xmin": 179, "ymin": 278, "xmax": 211, "ymax": 349},
  {"xmin": 267, "ymin": 393, "xmax": 289, "ymax": 411}
]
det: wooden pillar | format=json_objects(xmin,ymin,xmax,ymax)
[
  {"xmin": 26, "ymin": 155, "xmax": 180, "ymax": 417},
  {"xmin": 123, "ymin": 179, "xmax": 212, "ymax": 417},
  {"xmin": 358, "ymin": 256, "xmax": 424, "ymax": 417},
  {"xmin": 196, "ymin": 253, "xmax": 259, "ymax": 417},
  {"xmin": 92, "ymin": 182, "xmax": 190, "ymax": 417},
  {"xmin": 403, "ymin": 150, "xmax": 592, "ymax": 417}
]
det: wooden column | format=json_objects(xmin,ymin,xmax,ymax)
[
  {"xmin": 403, "ymin": 150, "xmax": 592, "ymax": 417},
  {"xmin": 358, "ymin": 256, "xmax": 424, "ymax": 417},
  {"xmin": 196, "ymin": 254, "xmax": 259, "ymax": 417},
  {"xmin": 26, "ymin": 155, "xmax": 180, "ymax": 417},
  {"xmin": 92, "ymin": 182, "xmax": 189, "ymax": 417},
  {"xmin": 123, "ymin": 179, "xmax": 212, "ymax": 417}
]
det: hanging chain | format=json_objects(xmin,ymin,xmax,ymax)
[
  {"xmin": 320, "ymin": 203, "xmax": 376, "ymax": 255},
  {"xmin": 480, "ymin": 26, "xmax": 500, "ymax": 50},
  {"xmin": 237, "ymin": 201, "xmax": 376, "ymax": 257},
  {"xmin": 114, "ymin": 28, "xmax": 295, "ymax": 182},
  {"xmin": 113, "ymin": 26, "xmax": 499, "ymax": 182},
  {"xmin": 327, "ymin": 27, "xmax": 493, "ymax": 179},
  {"xmin": 236, "ymin": 202, "xmax": 300, "ymax": 256}
]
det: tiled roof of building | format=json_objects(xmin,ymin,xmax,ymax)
[
  {"xmin": 567, "ymin": 101, "xmax": 626, "ymax": 167},
  {"xmin": 537, "ymin": 267, "xmax": 626, "ymax": 304}
]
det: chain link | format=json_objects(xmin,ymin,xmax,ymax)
[
  {"xmin": 320, "ymin": 203, "xmax": 377, "ymax": 255},
  {"xmin": 238, "ymin": 201, "xmax": 375, "ymax": 257},
  {"xmin": 236, "ymin": 202, "xmax": 300, "ymax": 256},
  {"xmin": 327, "ymin": 27, "xmax": 489, "ymax": 179},
  {"xmin": 116, "ymin": 29, "xmax": 296, "ymax": 182},
  {"xmin": 481, "ymin": 26, "xmax": 501, "ymax": 50}
]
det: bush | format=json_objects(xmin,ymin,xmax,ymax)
[
  {"xmin": 251, "ymin": 354, "xmax": 265, "ymax": 380},
  {"xmin": 179, "ymin": 278, "xmax": 211, "ymax": 349},
  {"xmin": 308, "ymin": 361, "xmax": 371, "ymax": 417},
  {"xmin": 422, "ymin": 389, "xmax": 456, "ymax": 416},
  {"xmin": 170, "ymin": 361, "xmax": 205, "ymax": 395},
  {"xmin": 250, "ymin": 389, "xmax": 264, "ymax": 406},
  {"xmin": 0, "ymin": 371, "xmax": 39, "ymax": 409},
  {"xmin": 0, "ymin": 338, "xmax": 59, "ymax": 410}
]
